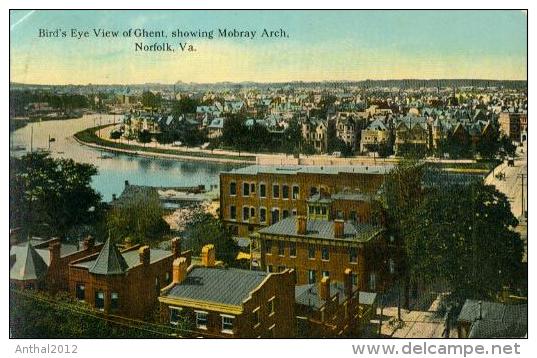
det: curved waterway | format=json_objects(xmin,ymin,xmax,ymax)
[{"xmin": 10, "ymin": 114, "xmax": 242, "ymax": 201}]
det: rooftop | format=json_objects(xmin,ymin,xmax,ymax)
[
  {"xmin": 225, "ymin": 165, "xmax": 394, "ymax": 176},
  {"xmin": 164, "ymin": 266, "xmax": 268, "ymax": 306},
  {"xmin": 258, "ymin": 216, "xmax": 383, "ymax": 242},
  {"xmin": 295, "ymin": 282, "xmax": 377, "ymax": 309}
]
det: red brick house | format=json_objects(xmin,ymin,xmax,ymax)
[
  {"xmin": 9, "ymin": 236, "xmax": 103, "ymax": 292},
  {"xmin": 68, "ymin": 237, "xmax": 190, "ymax": 319}
]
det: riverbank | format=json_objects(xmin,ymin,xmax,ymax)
[{"xmin": 73, "ymin": 125, "xmax": 256, "ymax": 164}]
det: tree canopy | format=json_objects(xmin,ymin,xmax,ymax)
[
  {"xmin": 10, "ymin": 153, "xmax": 103, "ymax": 238},
  {"xmin": 403, "ymin": 181, "xmax": 524, "ymax": 303}
]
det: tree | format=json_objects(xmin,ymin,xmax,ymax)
[
  {"xmin": 186, "ymin": 212, "xmax": 239, "ymax": 266},
  {"xmin": 403, "ymin": 181, "xmax": 523, "ymax": 304},
  {"xmin": 10, "ymin": 153, "xmax": 103, "ymax": 238},
  {"xmin": 141, "ymin": 91, "xmax": 162, "ymax": 109},
  {"xmin": 171, "ymin": 97, "xmax": 200, "ymax": 115},
  {"xmin": 107, "ymin": 192, "xmax": 169, "ymax": 245},
  {"xmin": 138, "ymin": 129, "xmax": 152, "ymax": 144}
]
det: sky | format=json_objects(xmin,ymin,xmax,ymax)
[{"xmin": 10, "ymin": 10, "xmax": 527, "ymax": 85}]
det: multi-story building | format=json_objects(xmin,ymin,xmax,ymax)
[
  {"xmin": 499, "ymin": 111, "xmax": 524, "ymax": 142},
  {"xmin": 394, "ymin": 116, "xmax": 430, "ymax": 154},
  {"xmin": 257, "ymin": 214, "xmax": 390, "ymax": 290},
  {"xmin": 295, "ymin": 270, "xmax": 378, "ymax": 337},
  {"xmin": 159, "ymin": 244, "xmax": 296, "ymax": 338},
  {"xmin": 9, "ymin": 236, "xmax": 103, "ymax": 292},
  {"xmin": 219, "ymin": 165, "xmax": 391, "ymax": 237},
  {"xmin": 333, "ymin": 112, "xmax": 365, "ymax": 152},
  {"xmin": 301, "ymin": 117, "xmax": 328, "ymax": 153},
  {"xmin": 360, "ymin": 118, "xmax": 391, "ymax": 153},
  {"xmin": 68, "ymin": 237, "xmax": 190, "ymax": 319}
]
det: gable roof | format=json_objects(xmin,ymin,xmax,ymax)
[
  {"xmin": 10, "ymin": 242, "xmax": 49, "ymax": 281},
  {"xmin": 88, "ymin": 237, "xmax": 129, "ymax": 275}
]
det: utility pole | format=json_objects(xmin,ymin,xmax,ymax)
[{"xmin": 518, "ymin": 173, "xmax": 526, "ymax": 219}]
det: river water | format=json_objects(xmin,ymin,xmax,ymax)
[{"xmin": 9, "ymin": 114, "xmax": 241, "ymax": 201}]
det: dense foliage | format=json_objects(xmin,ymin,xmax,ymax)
[{"xmin": 9, "ymin": 153, "xmax": 103, "ymax": 238}]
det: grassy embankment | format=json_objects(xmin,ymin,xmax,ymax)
[{"xmin": 74, "ymin": 125, "xmax": 256, "ymax": 162}]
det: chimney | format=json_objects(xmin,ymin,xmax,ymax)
[
  {"xmin": 49, "ymin": 241, "xmax": 61, "ymax": 264},
  {"xmin": 320, "ymin": 276, "xmax": 331, "ymax": 301},
  {"xmin": 334, "ymin": 219, "xmax": 345, "ymax": 238},
  {"xmin": 172, "ymin": 257, "xmax": 188, "ymax": 284},
  {"xmin": 124, "ymin": 180, "xmax": 130, "ymax": 187},
  {"xmin": 296, "ymin": 216, "xmax": 307, "ymax": 235},
  {"xmin": 112, "ymin": 194, "xmax": 117, "ymax": 201},
  {"xmin": 344, "ymin": 268, "xmax": 353, "ymax": 298},
  {"xmin": 82, "ymin": 235, "xmax": 95, "ymax": 251},
  {"xmin": 201, "ymin": 244, "xmax": 216, "ymax": 267},
  {"xmin": 171, "ymin": 237, "xmax": 182, "ymax": 259},
  {"xmin": 139, "ymin": 245, "xmax": 150, "ymax": 266}
]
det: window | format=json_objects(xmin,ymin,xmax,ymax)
[
  {"xmin": 321, "ymin": 207, "xmax": 327, "ymax": 216},
  {"xmin": 322, "ymin": 271, "xmax": 330, "ymax": 278},
  {"xmin": 230, "ymin": 182, "xmax": 237, "ymax": 195},
  {"xmin": 76, "ymin": 283, "xmax": 85, "ymax": 301},
  {"xmin": 260, "ymin": 184, "xmax": 266, "ymax": 198},
  {"xmin": 273, "ymin": 184, "xmax": 280, "ymax": 198},
  {"xmin": 310, "ymin": 187, "xmax": 318, "ymax": 196},
  {"xmin": 321, "ymin": 246, "xmax": 330, "ymax": 261},
  {"xmin": 260, "ymin": 207, "xmax": 267, "ymax": 223},
  {"xmin": 253, "ymin": 308, "xmax": 261, "ymax": 326},
  {"xmin": 292, "ymin": 209, "xmax": 297, "ymax": 216},
  {"xmin": 250, "ymin": 183, "xmax": 256, "ymax": 195},
  {"xmin": 309, "ymin": 206, "xmax": 314, "ymax": 215},
  {"xmin": 111, "ymin": 292, "xmax": 119, "ymax": 310},
  {"xmin": 289, "ymin": 242, "xmax": 297, "ymax": 257},
  {"xmin": 243, "ymin": 182, "xmax": 250, "ymax": 196},
  {"xmin": 278, "ymin": 241, "xmax": 285, "ymax": 256},
  {"xmin": 308, "ymin": 244, "xmax": 315, "ymax": 259},
  {"xmin": 230, "ymin": 205, "xmax": 236, "ymax": 220},
  {"xmin": 243, "ymin": 206, "xmax": 250, "ymax": 221},
  {"xmin": 95, "ymin": 291, "xmax": 105, "ymax": 310},
  {"xmin": 282, "ymin": 209, "xmax": 289, "ymax": 219},
  {"xmin": 369, "ymin": 273, "xmax": 377, "ymax": 291},
  {"xmin": 250, "ymin": 207, "xmax": 256, "ymax": 218},
  {"xmin": 349, "ymin": 247, "xmax": 358, "ymax": 263},
  {"xmin": 389, "ymin": 258, "xmax": 395, "ymax": 274},
  {"xmin": 265, "ymin": 240, "xmax": 272, "ymax": 255},
  {"xmin": 196, "ymin": 311, "xmax": 208, "ymax": 329},
  {"xmin": 267, "ymin": 298, "xmax": 275, "ymax": 315},
  {"xmin": 308, "ymin": 270, "xmax": 317, "ymax": 284},
  {"xmin": 165, "ymin": 272, "xmax": 171, "ymax": 284},
  {"xmin": 282, "ymin": 185, "xmax": 289, "ymax": 199},
  {"xmin": 292, "ymin": 185, "xmax": 299, "ymax": 199},
  {"xmin": 170, "ymin": 307, "xmax": 183, "ymax": 326},
  {"xmin": 351, "ymin": 273, "xmax": 358, "ymax": 286},
  {"xmin": 350, "ymin": 211, "xmax": 357, "ymax": 222},
  {"xmin": 221, "ymin": 315, "xmax": 234, "ymax": 334},
  {"xmin": 271, "ymin": 209, "xmax": 280, "ymax": 224}
]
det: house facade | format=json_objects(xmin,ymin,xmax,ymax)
[{"xmin": 159, "ymin": 245, "xmax": 296, "ymax": 338}]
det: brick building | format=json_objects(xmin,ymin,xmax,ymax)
[
  {"xmin": 159, "ymin": 245, "xmax": 296, "ymax": 338},
  {"xmin": 68, "ymin": 237, "xmax": 190, "ymax": 319},
  {"xmin": 499, "ymin": 111, "xmax": 525, "ymax": 142},
  {"xmin": 219, "ymin": 165, "xmax": 391, "ymax": 237},
  {"xmin": 9, "ymin": 236, "xmax": 103, "ymax": 292},
  {"xmin": 257, "ymin": 215, "xmax": 390, "ymax": 290},
  {"xmin": 295, "ymin": 270, "xmax": 378, "ymax": 337}
]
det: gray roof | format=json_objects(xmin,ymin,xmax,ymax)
[
  {"xmin": 112, "ymin": 184, "xmax": 159, "ymax": 208},
  {"xmin": 88, "ymin": 238, "xmax": 129, "ymax": 275},
  {"xmin": 10, "ymin": 242, "xmax": 49, "ymax": 281},
  {"xmin": 295, "ymin": 282, "xmax": 377, "ymax": 309},
  {"xmin": 164, "ymin": 267, "xmax": 268, "ymax": 306},
  {"xmin": 458, "ymin": 299, "xmax": 527, "ymax": 338},
  {"xmin": 74, "ymin": 246, "xmax": 171, "ymax": 271},
  {"xmin": 258, "ymin": 217, "xmax": 383, "ymax": 242},
  {"xmin": 226, "ymin": 165, "xmax": 394, "ymax": 176}
]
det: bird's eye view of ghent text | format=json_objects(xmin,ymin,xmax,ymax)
[{"xmin": 9, "ymin": 10, "xmax": 528, "ymax": 340}]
